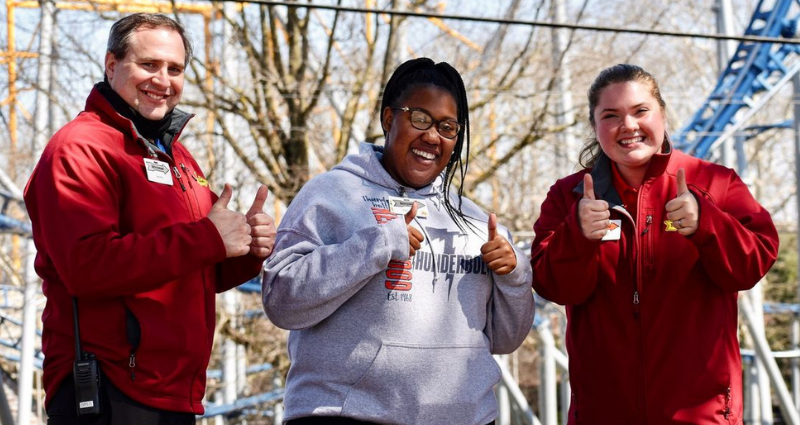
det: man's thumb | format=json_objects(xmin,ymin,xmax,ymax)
[
  {"xmin": 488, "ymin": 212, "xmax": 497, "ymax": 241},
  {"xmin": 583, "ymin": 173, "xmax": 596, "ymax": 200},
  {"xmin": 214, "ymin": 184, "xmax": 233, "ymax": 209},
  {"xmin": 676, "ymin": 168, "xmax": 688, "ymax": 196},
  {"xmin": 405, "ymin": 202, "xmax": 417, "ymax": 225},
  {"xmin": 246, "ymin": 185, "xmax": 269, "ymax": 218}
]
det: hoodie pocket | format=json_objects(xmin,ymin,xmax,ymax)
[{"xmin": 341, "ymin": 342, "xmax": 501, "ymax": 425}]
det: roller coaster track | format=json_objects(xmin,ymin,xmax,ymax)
[{"xmin": 673, "ymin": 0, "xmax": 800, "ymax": 158}]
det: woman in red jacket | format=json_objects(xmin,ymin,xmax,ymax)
[{"xmin": 531, "ymin": 64, "xmax": 779, "ymax": 424}]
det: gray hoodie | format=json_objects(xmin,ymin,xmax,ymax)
[{"xmin": 262, "ymin": 143, "xmax": 534, "ymax": 425}]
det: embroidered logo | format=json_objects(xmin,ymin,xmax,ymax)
[
  {"xmin": 385, "ymin": 260, "xmax": 412, "ymax": 291},
  {"xmin": 371, "ymin": 207, "xmax": 398, "ymax": 225}
]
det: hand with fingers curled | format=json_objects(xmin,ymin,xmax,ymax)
[
  {"xmin": 665, "ymin": 168, "xmax": 699, "ymax": 236},
  {"xmin": 207, "ymin": 184, "xmax": 254, "ymax": 258},
  {"xmin": 578, "ymin": 173, "xmax": 612, "ymax": 240},
  {"xmin": 405, "ymin": 202, "xmax": 424, "ymax": 257},
  {"xmin": 481, "ymin": 212, "xmax": 517, "ymax": 275},
  {"xmin": 245, "ymin": 185, "xmax": 277, "ymax": 259}
]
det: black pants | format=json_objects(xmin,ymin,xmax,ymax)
[
  {"xmin": 287, "ymin": 418, "xmax": 496, "ymax": 425},
  {"xmin": 46, "ymin": 373, "xmax": 195, "ymax": 425}
]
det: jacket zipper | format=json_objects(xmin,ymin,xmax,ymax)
[
  {"xmin": 571, "ymin": 392, "xmax": 579, "ymax": 423},
  {"xmin": 723, "ymin": 387, "xmax": 731, "ymax": 420},
  {"xmin": 633, "ymin": 190, "xmax": 646, "ymax": 424},
  {"xmin": 613, "ymin": 206, "xmax": 641, "ymax": 315}
]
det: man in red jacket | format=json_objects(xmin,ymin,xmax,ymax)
[{"xmin": 24, "ymin": 13, "xmax": 276, "ymax": 424}]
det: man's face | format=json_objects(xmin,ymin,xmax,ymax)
[{"xmin": 105, "ymin": 27, "xmax": 186, "ymax": 120}]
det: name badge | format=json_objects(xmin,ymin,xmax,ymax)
[
  {"xmin": 388, "ymin": 196, "xmax": 429, "ymax": 218},
  {"xmin": 602, "ymin": 219, "xmax": 621, "ymax": 241},
  {"xmin": 144, "ymin": 158, "xmax": 173, "ymax": 185}
]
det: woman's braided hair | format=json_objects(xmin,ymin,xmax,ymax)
[{"xmin": 380, "ymin": 57, "xmax": 473, "ymax": 231}]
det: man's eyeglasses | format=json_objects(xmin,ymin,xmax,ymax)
[{"xmin": 392, "ymin": 107, "xmax": 461, "ymax": 139}]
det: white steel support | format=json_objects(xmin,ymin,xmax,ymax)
[
  {"xmin": 792, "ymin": 72, "xmax": 800, "ymax": 413},
  {"xmin": 744, "ymin": 352, "xmax": 761, "ymax": 424},
  {"xmin": 496, "ymin": 354, "xmax": 511, "ymax": 425},
  {"xmin": 794, "ymin": 318, "xmax": 800, "ymax": 411},
  {"xmin": 538, "ymin": 321, "xmax": 557, "ymax": 425},
  {"xmin": 33, "ymin": 0, "xmax": 55, "ymax": 155},
  {"xmin": 741, "ymin": 294, "xmax": 800, "ymax": 425},
  {"xmin": 714, "ymin": 0, "xmax": 737, "ymax": 168},
  {"xmin": 551, "ymin": 0, "xmax": 575, "ymax": 176},
  {"xmin": 18, "ymin": 241, "xmax": 38, "ymax": 425},
  {"xmin": 495, "ymin": 356, "xmax": 542, "ymax": 425},
  {"xmin": 273, "ymin": 372, "xmax": 283, "ymax": 425},
  {"xmin": 221, "ymin": 2, "xmax": 240, "ymax": 410},
  {"xmin": 558, "ymin": 316, "xmax": 570, "ymax": 425},
  {"xmin": 750, "ymin": 287, "xmax": 774, "ymax": 423}
]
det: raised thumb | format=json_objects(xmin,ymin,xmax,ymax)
[
  {"xmin": 405, "ymin": 202, "xmax": 417, "ymax": 225},
  {"xmin": 488, "ymin": 212, "xmax": 497, "ymax": 241},
  {"xmin": 246, "ymin": 185, "xmax": 269, "ymax": 218},
  {"xmin": 676, "ymin": 168, "xmax": 688, "ymax": 196},
  {"xmin": 583, "ymin": 173, "xmax": 596, "ymax": 200},
  {"xmin": 214, "ymin": 184, "xmax": 233, "ymax": 209}
]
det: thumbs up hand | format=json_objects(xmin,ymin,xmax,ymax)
[
  {"xmin": 405, "ymin": 202, "xmax": 424, "ymax": 257},
  {"xmin": 208, "ymin": 184, "xmax": 252, "ymax": 257},
  {"xmin": 578, "ymin": 173, "xmax": 611, "ymax": 240},
  {"xmin": 245, "ymin": 185, "xmax": 277, "ymax": 259},
  {"xmin": 665, "ymin": 168, "xmax": 698, "ymax": 236},
  {"xmin": 481, "ymin": 212, "xmax": 517, "ymax": 275}
]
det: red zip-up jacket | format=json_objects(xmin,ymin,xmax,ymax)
[
  {"xmin": 24, "ymin": 86, "xmax": 264, "ymax": 414},
  {"xmin": 531, "ymin": 144, "xmax": 778, "ymax": 425}
]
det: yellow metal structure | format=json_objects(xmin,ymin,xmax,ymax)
[{"xmin": 1, "ymin": 0, "xmax": 217, "ymax": 183}]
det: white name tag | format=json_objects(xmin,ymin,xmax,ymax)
[
  {"xmin": 602, "ymin": 219, "xmax": 621, "ymax": 241},
  {"xmin": 388, "ymin": 196, "xmax": 429, "ymax": 218},
  {"xmin": 79, "ymin": 401, "xmax": 94, "ymax": 408},
  {"xmin": 144, "ymin": 158, "xmax": 173, "ymax": 185}
]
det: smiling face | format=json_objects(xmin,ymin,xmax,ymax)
[
  {"xmin": 105, "ymin": 27, "xmax": 185, "ymax": 120},
  {"xmin": 381, "ymin": 86, "xmax": 458, "ymax": 189},
  {"xmin": 592, "ymin": 81, "xmax": 666, "ymax": 186}
]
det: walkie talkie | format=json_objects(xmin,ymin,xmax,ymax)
[{"xmin": 72, "ymin": 298, "xmax": 101, "ymax": 416}]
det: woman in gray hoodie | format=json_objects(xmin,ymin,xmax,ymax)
[{"xmin": 262, "ymin": 57, "xmax": 535, "ymax": 425}]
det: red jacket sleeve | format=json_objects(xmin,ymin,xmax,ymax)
[
  {"xmin": 531, "ymin": 176, "xmax": 603, "ymax": 305},
  {"xmin": 688, "ymin": 169, "xmax": 779, "ymax": 291},
  {"xmin": 215, "ymin": 255, "xmax": 264, "ymax": 293},
  {"xmin": 25, "ymin": 136, "xmax": 227, "ymax": 298}
]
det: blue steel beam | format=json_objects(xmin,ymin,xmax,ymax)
[
  {"xmin": 0, "ymin": 190, "xmax": 30, "ymax": 236},
  {"xmin": 673, "ymin": 0, "xmax": 800, "ymax": 158}
]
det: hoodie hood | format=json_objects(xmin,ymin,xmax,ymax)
[{"xmin": 333, "ymin": 142, "xmax": 444, "ymax": 198}]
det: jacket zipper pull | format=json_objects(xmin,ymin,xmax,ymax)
[
  {"xmin": 633, "ymin": 291, "xmax": 640, "ymax": 305},
  {"xmin": 641, "ymin": 214, "xmax": 653, "ymax": 236},
  {"xmin": 180, "ymin": 163, "xmax": 193, "ymax": 188},
  {"xmin": 129, "ymin": 352, "xmax": 136, "ymax": 381},
  {"xmin": 173, "ymin": 166, "xmax": 185, "ymax": 191}
]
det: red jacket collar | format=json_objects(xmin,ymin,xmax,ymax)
[{"xmin": 577, "ymin": 133, "xmax": 675, "ymax": 206}]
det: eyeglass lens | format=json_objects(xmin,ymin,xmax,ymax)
[{"xmin": 409, "ymin": 110, "xmax": 460, "ymax": 139}]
